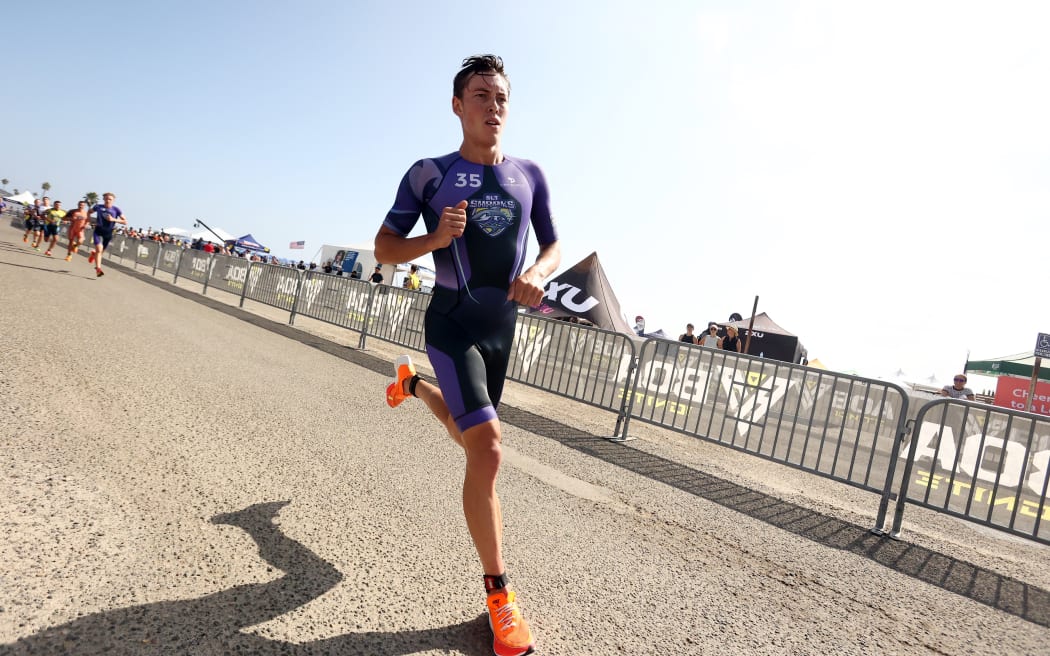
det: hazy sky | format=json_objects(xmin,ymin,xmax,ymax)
[{"xmin": 5, "ymin": 0, "xmax": 1048, "ymax": 386}]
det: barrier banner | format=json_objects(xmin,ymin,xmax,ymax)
[
  {"xmin": 209, "ymin": 254, "xmax": 251, "ymax": 297},
  {"xmin": 134, "ymin": 240, "xmax": 161, "ymax": 269},
  {"xmin": 157, "ymin": 244, "xmax": 181, "ymax": 275},
  {"xmin": 177, "ymin": 250, "xmax": 213, "ymax": 285},
  {"xmin": 243, "ymin": 263, "xmax": 299, "ymax": 311}
]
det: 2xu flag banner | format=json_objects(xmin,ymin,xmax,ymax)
[
  {"xmin": 994, "ymin": 376, "xmax": 1050, "ymax": 417},
  {"xmin": 526, "ymin": 252, "xmax": 635, "ymax": 336},
  {"xmin": 289, "ymin": 240, "xmax": 305, "ymax": 250}
]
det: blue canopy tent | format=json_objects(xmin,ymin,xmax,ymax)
[{"xmin": 227, "ymin": 233, "xmax": 270, "ymax": 253}]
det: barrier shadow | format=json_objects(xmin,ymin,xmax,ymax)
[
  {"xmin": 2, "ymin": 501, "xmax": 490, "ymax": 655},
  {"xmin": 88, "ymin": 260, "xmax": 1050, "ymax": 629},
  {"xmin": 499, "ymin": 406, "xmax": 1050, "ymax": 629}
]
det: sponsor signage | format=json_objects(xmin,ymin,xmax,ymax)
[
  {"xmin": 338, "ymin": 250, "xmax": 359, "ymax": 275},
  {"xmin": 994, "ymin": 375, "xmax": 1050, "ymax": 417}
]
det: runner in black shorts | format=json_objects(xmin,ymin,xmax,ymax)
[
  {"xmin": 42, "ymin": 201, "xmax": 67, "ymax": 257},
  {"xmin": 88, "ymin": 192, "xmax": 128, "ymax": 277},
  {"xmin": 375, "ymin": 55, "xmax": 560, "ymax": 656},
  {"xmin": 22, "ymin": 199, "xmax": 42, "ymax": 243},
  {"xmin": 26, "ymin": 197, "xmax": 49, "ymax": 249}
]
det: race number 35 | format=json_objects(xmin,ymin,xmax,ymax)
[{"xmin": 455, "ymin": 173, "xmax": 481, "ymax": 188}]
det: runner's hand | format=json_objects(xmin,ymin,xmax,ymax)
[
  {"xmin": 508, "ymin": 267, "xmax": 546, "ymax": 307},
  {"xmin": 430, "ymin": 200, "xmax": 468, "ymax": 249}
]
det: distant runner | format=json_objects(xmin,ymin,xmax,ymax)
[
  {"xmin": 65, "ymin": 201, "xmax": 91, "ymax": 261},
  {"xmin": 27, "ymin": 197, "xmax": 50, "ymax": 249},
  {"xmin": 41, "ymin": 200, "xmax": 66, "ymax": 257},
  {"xmin": 22, "ymin": 199, "xmax": 42, "ymax": 244},
  {"xmin": 88, "ymin": 192, "xmax": 128, "ymax": 277}
]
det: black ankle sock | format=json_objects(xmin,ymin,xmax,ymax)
[
  {"xmin": 483, "ymin": 573, "xmax": 508, "ymax": 593},
  {"xmin": 407, "ymin": 375, "xmax": 421, "ymax": 397}
]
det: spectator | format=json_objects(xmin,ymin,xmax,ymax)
[
  {"xmin": 369, "ymin": 264, "xmax": 384, "ymax": 284},
  {"xmin": 404, "ymin": 264, "xmax": 422, "ymax": 290},
  {"xmin": 679, "ymin": 324, "xmax": 697, "ymax": 344},
  {"xmin": 941, "ymin": 374, "xmax": 975, "ymax": 400},
  {"xmin": 700, "ymin": 324, "xmax": 721, "ymax": 348},
  {"xmin": 720, "ymin": 325, "xmax": 743, "ymax": 353},
  {"xmin": 633, "ymin": 315, "xmax": 646, "ymax": 336}
]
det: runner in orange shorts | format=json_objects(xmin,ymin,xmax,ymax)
[{"xmin": 65, "ymin": 201, "xmax": 90, "ymax": 261}]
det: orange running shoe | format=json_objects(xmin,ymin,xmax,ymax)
[
  {"xmin": 88, "ymin": 251, "xmax": 96, "ymax": 264},
  {"xmin": 44, "ymin": 250, "xmax": 52, "ymax": 257},
  {"xmin": 487, "ymin": 589, "xmax": 535, "ymax": 656},
  {"xmin": 65, "ymin": 254, "xmax": 73, "ymax": 262},
  {"xmin": 22, "ymin": 235, "xmax": 28, "ymax": 243},
  {"xmin": 385, "ymin": 355, "xmax": 416, "ymax": 408}
]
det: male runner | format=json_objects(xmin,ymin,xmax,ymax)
[
  {"xmin": 27, "ymin": 197, "xmax": 50, "ymax": 248},
  {"xmin": 88, "ymin": 192, "xmax": 128, "ymax": 277},
  {"xmin": 375, "ymin": 55, "xmax": 560, "ymax": 656},
  {"xmin": 65, "ymin": 201, "xmax": 90, "ymax": 261},
  {"xmin": 22, "ymin": 199, "xmax": 42, "ymax": 243},
  {"xmin": 42, "ymin": 200, "xmax": 66, "ymax": 256}
]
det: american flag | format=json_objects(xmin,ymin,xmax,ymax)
[{"xmin": 289, "ymin": 240, "xmax": 305, "ymax": 249}]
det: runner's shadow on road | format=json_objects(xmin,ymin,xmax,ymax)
[
  {"xmin": 0, "ymin": 239, "xmax": 85, "ymax": 277},
  {"xmin": 2, "ymin": 501, "xmax": 490, "ymax": 655},
  {"xmin": 0, "ymin": 260, "xmax": 84, "ymax": 277}
]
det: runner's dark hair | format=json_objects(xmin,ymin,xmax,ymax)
[{"xmin": 453, "ymin": 54, "xmax": 510, "ymax": 99}]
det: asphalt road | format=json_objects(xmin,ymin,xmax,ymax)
[{"xmin": 2, "ymin": 223, "xmax": 1048, "ymax": 655}]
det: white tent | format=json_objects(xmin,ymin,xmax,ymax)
[
  {"xmin": 161, "ymin": 227, "xmax": 194, "ymax": 238},
  {"xmin": 189, "ymin": 226, "xmax": 235, "ymax": 244},
  {"xmin": 3, "ymin": 191, "xmax": 36, "ymax": 204}
]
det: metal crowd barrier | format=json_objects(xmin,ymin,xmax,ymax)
[
  {"xmin": 293, "ymin": 270, "xmax": 379, "ymax": 346},
  {"xmin": 358, "ymin": 284, "xmax": 428, "ymax": 352},
  {"xmin": 886, "ymin": 399, "xmax": 1050, "ymax": 544},
  {"xmin": 78, "ymin": 232, "xmax": 1050, "ymax": 546},
  {"xmin": 507, "ymin": 314, "xmax": 637, "ymax": 424},
  {"xmin": 622, "ymin": 339, "xmax": 911, "ymax": 496}
]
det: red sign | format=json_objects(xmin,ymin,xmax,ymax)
[{"xmin": 994, "ymin": 376, "xmax": 1050, "ymax": 416}]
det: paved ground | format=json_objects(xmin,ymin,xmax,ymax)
[{"xmin": 1, "ymin": 222, "xmax": 1048, "ymax": 655}]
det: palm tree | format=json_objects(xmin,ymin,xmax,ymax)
[
  {"xmin": 84, "ymin": 192, "xmax": 99, "ymax": 206},
  {"xmin": 41, "ymin": 182, "xmax": 51, "ymax": 198}
]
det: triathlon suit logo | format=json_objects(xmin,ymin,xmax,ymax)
[{"xmin": 469, "ymin": 193, "xmax": 517, "ymax": 237}]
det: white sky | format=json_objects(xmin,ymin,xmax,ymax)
[{"xmin": 4, "ymin": 0, "xmax": 1047, "ymax": 389}]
